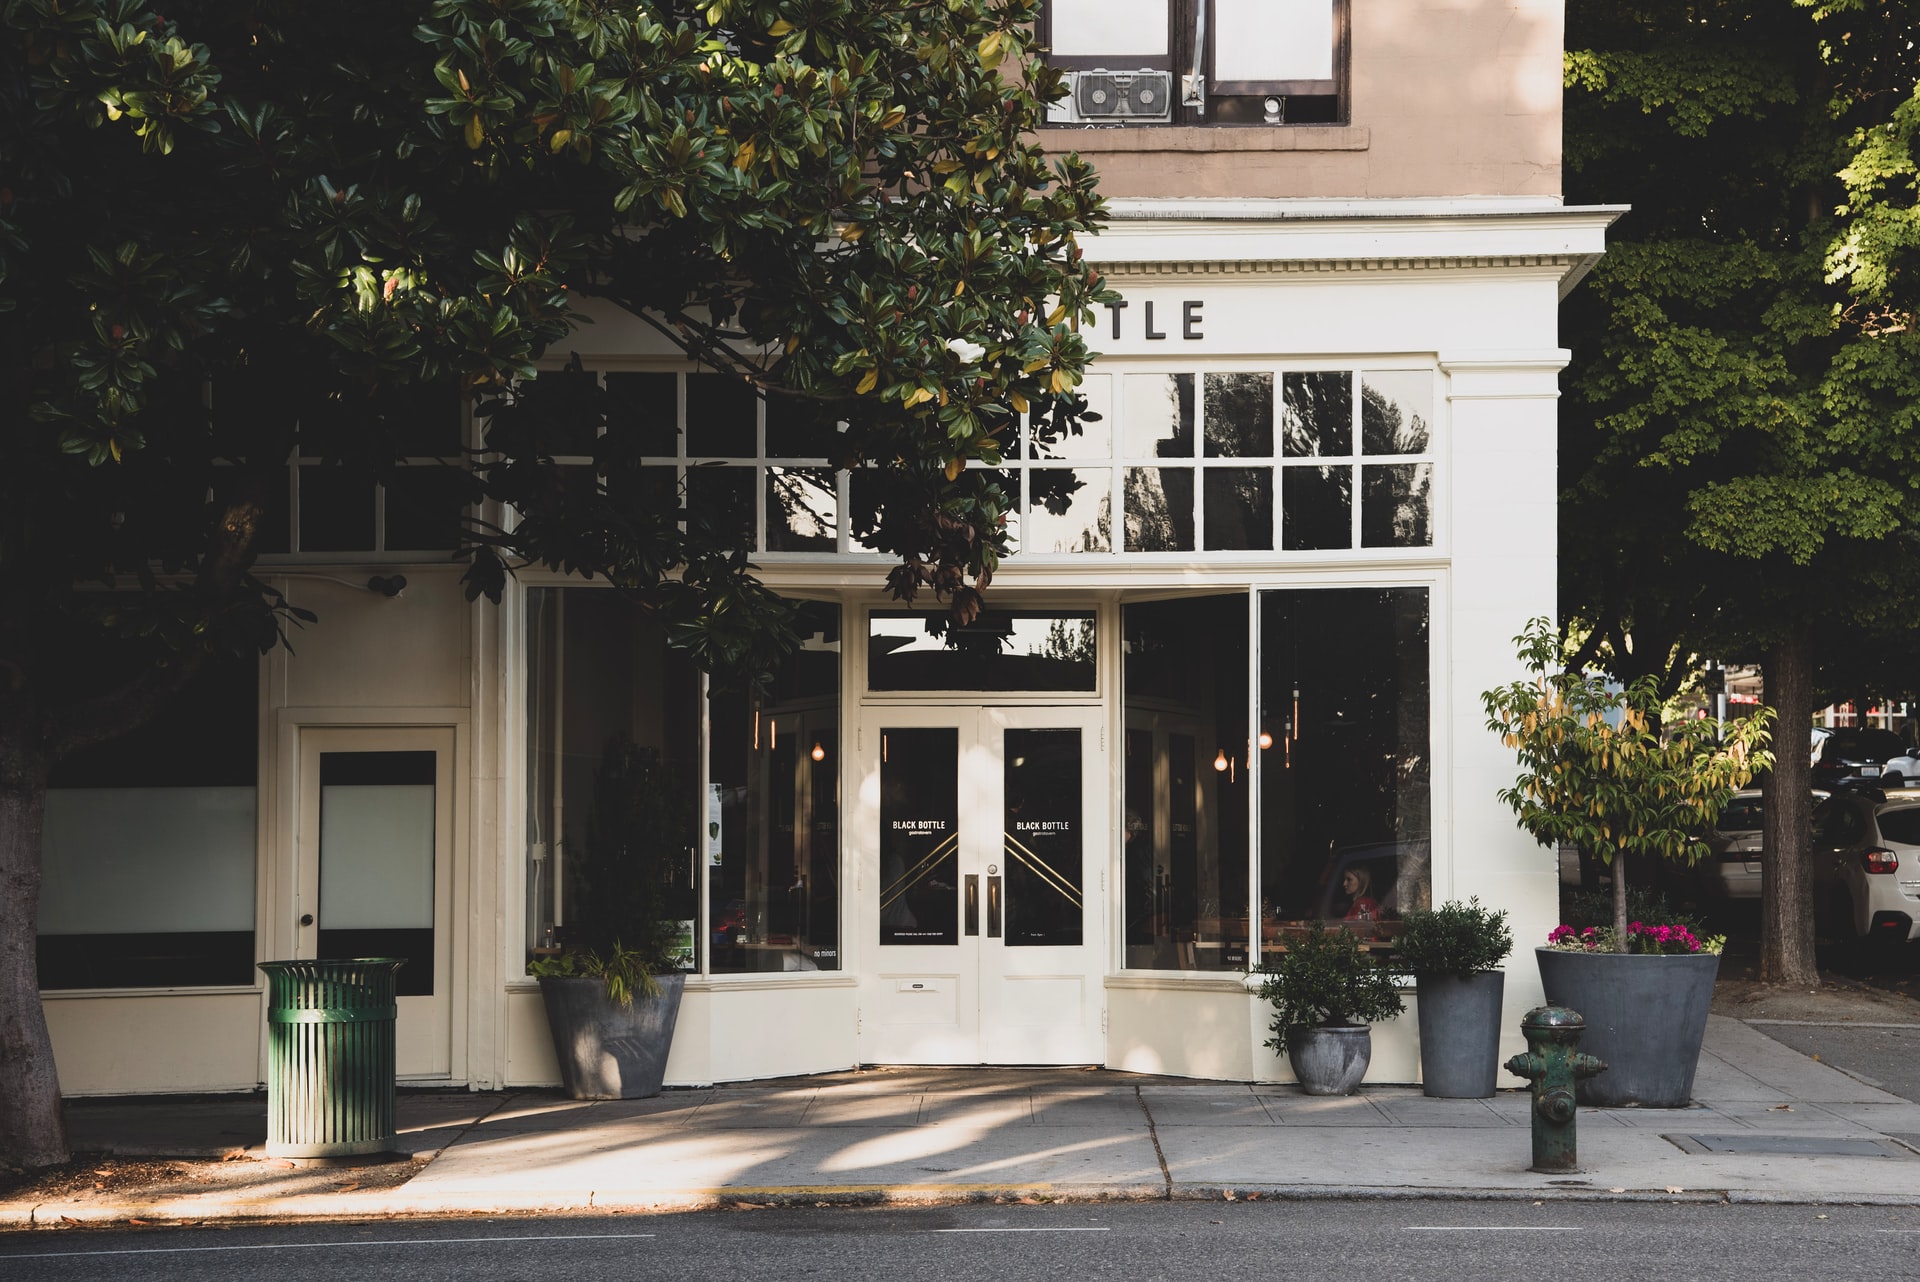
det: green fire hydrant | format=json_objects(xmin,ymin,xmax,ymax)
[{"xmin": 1504, "ymin": 1005, "xmax": 1607, "ymax": 1173}]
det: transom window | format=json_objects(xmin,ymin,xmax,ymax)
[{"xmin": 525, "ymin": 364, "xmax": 1433, "ymax": 559}]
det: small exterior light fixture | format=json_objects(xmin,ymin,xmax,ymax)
[
  {"xmin": 811, "ymin": 741, "xmax": 826, "ymax": 763},
  {"xmin": 1213, "ymin": 748, "xmax": 1230, "ymax": 773},
  {"xmin": 1263, "ymin": 96, "xmax": 1284, "ymax": 125}
]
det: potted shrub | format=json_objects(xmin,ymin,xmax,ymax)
[
  {"xmin": 531, "ymin": 737, "xmax": 694, "ymax": 1100},
  {"xmin": 1259, "ymin": 924, "xmax": 1405, "ymax": 1095},
  {"xmin": 1396, "ymin": 898, "xmax": 1513, "ymax": 1098},
  {"xmin": 1483, "ymin": 619, "xmax": 1772, "ymax": 1106}
]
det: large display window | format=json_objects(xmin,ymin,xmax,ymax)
[{"xmin": 1259, "ymin": 587, "xmax": 1432, "ymax": 944}]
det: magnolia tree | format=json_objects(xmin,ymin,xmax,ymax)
[
  {"xmin": 0, "ymin": 0, "xmax": 1113, "ymax": 1170},
  {"xmin": 1483, "ymin": 620, "xmax": 1775, "ymax": 951}
]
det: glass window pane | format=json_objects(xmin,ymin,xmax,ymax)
[
  {"xmin": 981, "ymin": 468, "xmax": 1022, "ymax": 557},
  {"xmin": 608, "ymin": 463, "xmax": 680, "ymax": 526},
  {"xmin": 298, "ymin": 466, "xmax": 375, "ymax": 552},
  {"xmin": 606, "ymin": 372, "xmax": 680, "ymax": 457},
  {"xmin": 1280, "ymin": 463, "xmax": 1351, "ymax": 550},
  {"xmin": 879, "ymin": 727, "xmax": 959, "ymax": 946},
  {"xmin": 525, "ymin": 590, "xmax": 704, "ymax": 970},
  {"xmin": 766, "ymin": 467, "xmax": 837, "ymax": 552},
  {"xmin": 383, "ymin": 465, "xmax": 470, "ymax": 551},
  {"xmin": 1122, "ymin": 595, "xmax": 1250, "ymax": 971},
  {"xmin": 1282, "ymin": 371, "xmax": 1352, "ymax": 458},
  {"xmin": 869, "ymin": 610, "xmax": 1097, "ymax": 693},
  {"xmin": 1027, "ymin": 467, "xmax": 1112, "ymax": 552},
  {"xmin": 1204, "ymin": 467, "xmax": 1273, "ymax": 550},
  {"xmin": 1125, "ymin": 467, "xmax": 1194, "ymax": 551},
  {"xmin": 1122, "ymin": 373, "xmax": 1194, "ymax": 458},
  {"xmin": 764, "ymin": 395, "xmax": 839, "ymax": 459},
  {"xmin": 1360, "ymin": 463, "xmax": 1433, "ymax": 549},
  {"xmin": 1052, "ymin": 0, "xmax": 1169, "ymax": 57},
  {"xmin": 1215, "ymin": 0, "xmax": 1335, "ymax": 83},
  {"xmin": 1204, "ymin": 373, "xmax": 1274, "ymax": 458},
  {"xmin": 511, "ymin": 369, "xmax": 603, "ymax": 457},
  {"xmin": 685, "ymin": 375, "xmax": 757, "ymax": 458},
  {"xmin": 1259, "ymin": 588, "xmax": 1431, "ymax": 943},
  {"xmin": 1031, "ymin": 373, "xmax": 1111, "ymax": 460},
  {"xmin": 704, "ymin": 599, "xmax": 840, "ymax": 973},
  {"xmin": 1004, "ymin": 729, "xmax": 1084, "ymax": 947},
  {"xmin": 1362, "ymin": 371, "xmax": 1433, "ymax": 455},
  {"xmin": 318, "ymin": 750, "xmax": 436, "ymax": 997},
  {"xmin": 684, "ymin": 466, "xmax": 755, "ymax": 546}
]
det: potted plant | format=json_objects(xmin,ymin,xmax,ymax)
[
  {"xmin": 530, "ymin": 737, "xmax": 695, "ymax": 1100},
  {"xmin": 1483, "ymin": 619, "xmax": 1772, "ymax": 1106},
  {"xmin": 1396, "ymin": 898, "xmax": 1513, "ymax": 1098},
  {"xmin": 1258, "ymin": 923, "xmax": 1405, "ymax": 1096}
]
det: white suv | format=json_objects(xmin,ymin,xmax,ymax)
[{"xmin": 1814, "ymin": 790, "xmax": 1920, "ymax": 949}]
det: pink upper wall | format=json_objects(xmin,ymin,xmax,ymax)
[{"xmin": 1041, "ymin": 0, "xmax": 1563, "ymax": 200}]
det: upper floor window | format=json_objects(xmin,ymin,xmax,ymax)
[{"xmin": 1041, "ymin": 0, "xmax": 1346, "ymax": 127}]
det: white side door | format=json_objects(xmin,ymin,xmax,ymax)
[{"xmin": 295, "ymin": 727, "xmax": 455, "ymax": 1079}]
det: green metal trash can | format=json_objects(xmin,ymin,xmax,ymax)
[{"xmin": 259, "ymin": 958, "xmax": 406, "ymax": 1158}]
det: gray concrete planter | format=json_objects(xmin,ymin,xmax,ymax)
[
  {"xmin": 1413, "ymin": 970, "xmax": 1505, "ymax": 1098},
  {"xmin": 1535, "ymin": 947, "xmax": 1718, "ymax": 1107},
  {"xmin": 1285, "ymin": 1024, "xmax": 1373, "ymax": 1096},
  {"xmin": 538, "ymin": 972, "xmax": 684, "ymax": 1100}
]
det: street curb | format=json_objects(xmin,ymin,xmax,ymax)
[{"xmin": 11, "ymin": 1181, "xmax": 1920, "ymax": 1229}]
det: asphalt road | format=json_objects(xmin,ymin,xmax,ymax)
[{"xmin": 4, "ymin": 1201, "xmax": 1919, "ymax": 1281}]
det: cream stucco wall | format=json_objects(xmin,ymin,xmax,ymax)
[{"xmin": 1045, "ymin": 0, "xmax": 1563, "ymax": 200}]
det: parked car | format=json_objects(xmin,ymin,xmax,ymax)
[
  {"xmin": 1814, "ymin": 789, "xmax": 1920, "ymax": 950},
  {"xmin": 1701, "ymin": 787, "xmax": 1828, "ymax": 900},
  {"xmin": 1811, "ymin": 728, "xmax": 1915, "ymax": 790}
]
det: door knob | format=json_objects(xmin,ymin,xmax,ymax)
[{"xmin": 299, "ymin": 914, "xmax": 314, "ymax": 927}]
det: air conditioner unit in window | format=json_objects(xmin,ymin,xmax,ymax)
[{"xmin": 1050, "ymin": 69, "xmax": 1173, "ymax": 124}]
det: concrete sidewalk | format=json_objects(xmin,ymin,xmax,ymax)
[{"xmin": 8, "ymin": 1014, "xmax": 1920, "ymax": 1228}]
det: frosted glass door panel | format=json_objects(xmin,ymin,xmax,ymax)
[
  {"xmin": 317, "ymin": 749, "xmax": 438, "ymax": 997},
  {"xmin": 1216, "ymin": 0, "xmax": 1334, "ymax": 83},
  {"xmin": 320, "ymin": 784, "xmax": 435, "ymax": 929}
]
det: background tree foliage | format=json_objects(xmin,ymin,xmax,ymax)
[
  {"xmin": 1560, "ymin": 0, "xmax": 1920, "ymax": 986},
  {"xmin": 0, "ymin": 0, "xmax": 1113, "ymax": 1169}
]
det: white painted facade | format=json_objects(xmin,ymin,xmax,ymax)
[{"xmin": 40, "ymin": 198, "xmax": 1616, "ymax": 1096}]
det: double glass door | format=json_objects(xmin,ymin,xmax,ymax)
[{"xmin": 857, "ymin": 706, "xmax": 1106, "ymax": 1064}]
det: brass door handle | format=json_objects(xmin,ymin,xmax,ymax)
[
  {"xmin": 987, "ymin": 875, "xmax": 1002, "ymax": 939},
  {"xmin": 965, "ymin": 875, "xmax": 980, "ymax": 936}
]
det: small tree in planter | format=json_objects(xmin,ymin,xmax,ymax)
[
  {"xmin": 1396, "ymin": 899, "xmax": 1513, "ymax": 1097},
  {"xmin": 1482, "ymin": 619, "xmax": 1773, "ymax": 948},
  {"xmin": 1259, "ymin": 925, "xmax": 1405, "ymax": 1096},
  {"xmin": 1482, "ymin": 618, "xmax": 1773, "ymax": 1105}
]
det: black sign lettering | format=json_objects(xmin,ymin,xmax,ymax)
[{"xmin": 1183, "ymin": 300, "xmax": 1204, "ymax": 340}]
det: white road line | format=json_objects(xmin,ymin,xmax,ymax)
[
  {"xmin": 3, "ymin": 1232, "xmax": 657, "ymax": 1260},
  {"xmin": 1404, "ymin": 1226, "xmax": 1580, "ymax": 1232},
  {"xmin": 933, "ymin": 1227, "xmax": 1112, "ymax": 1234}
]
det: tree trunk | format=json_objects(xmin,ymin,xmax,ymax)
[
  {"xmin": 1612, "ymin": 848, "xmax": 1630, "ymax": 952},
  {"xmin": 1761, "ymin": 632, "xmax": 1820, "ymax": 986},
  {"xmin": 0, "ymin": 696, "xmax": 67, "ymax": 1169}
]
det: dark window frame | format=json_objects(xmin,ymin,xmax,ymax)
[{"xmin": 1038, "ymin": 0, "xmax": 1349, "ymax": 125}]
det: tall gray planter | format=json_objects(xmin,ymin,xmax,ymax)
[
  {"xmin": 538, "ymin": 972, "xmax": 684, "ymax": 1100},
  {"xmin": 1535, "ymin": 948, "xmax": 1718, "ymax": 1107},
  {"xmin": 1285, "ymin": 1024, "xmax": 1373, "ymax": 1096},
  {"xmin": 1413, "ymin": 970, "xmax": 1504, "ymax": 1098}
]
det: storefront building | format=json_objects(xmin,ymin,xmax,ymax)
[{"xmin": 37, "ymin": 0, "xmax": 1617, "ymax": 1094}]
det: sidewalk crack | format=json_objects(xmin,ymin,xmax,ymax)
[{"xmin": 1135, "ymin": 1085, "xmax": 1171, "ymax": 1197}]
